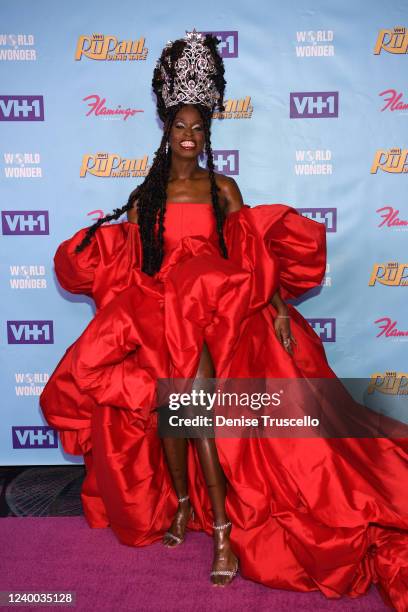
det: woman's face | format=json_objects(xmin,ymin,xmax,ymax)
[{"xmin": 168, "ymin": 105, "xmax": 205, "ymax": 159}]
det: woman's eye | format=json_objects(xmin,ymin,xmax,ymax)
[{"xmin": 174, "ymin": 123, "xmax": 202, "ymax": 130}]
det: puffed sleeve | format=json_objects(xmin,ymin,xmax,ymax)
[
  {"xmin": 53, "ymin": 227, "xmax": 100, "ymax": 297},
  {"xmin": 228, "ymin": 204, "xmax": 327, "ymax": 301}
]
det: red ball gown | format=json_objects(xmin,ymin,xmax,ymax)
[{"xmin": 39, "ymin": 202, "xmax": 408, "ymax": 611}]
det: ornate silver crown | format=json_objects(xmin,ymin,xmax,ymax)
[{"xmin": 158, "ymin": 29, "xmax": 221, "ymax": 110}]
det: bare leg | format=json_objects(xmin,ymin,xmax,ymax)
[
  {"xmin": 193, "ymin": 342, "xmax": 238, "ymax": 586},
  {"xmin": 161, "ymin": 436, "xmax": 193, "ymax": 546}
]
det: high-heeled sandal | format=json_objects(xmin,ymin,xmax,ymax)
[
  {"xmin": 210, "ymin": 520, "xmax": 239, "ymax": 584},
  {"xmin": 163, "ymin": 494, "xmax": 195, "ymax": 546}
]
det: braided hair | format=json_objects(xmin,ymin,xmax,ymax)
[{"xmin": 74, "ymin": 33, "xmax": 228, "ymax": 276}]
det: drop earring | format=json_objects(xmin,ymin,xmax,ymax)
[{"xmin": 165, "ymin": 142, "xmax": 169, "ymax": 154}]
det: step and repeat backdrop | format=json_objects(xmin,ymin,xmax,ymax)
[{"xmin": 1, "ymin": 0, "xmax": 407, "ymax": 464}]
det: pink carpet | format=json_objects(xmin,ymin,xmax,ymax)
[{"xmin": 1, "ymin": 517, "xmax": 388, "ymax": 611}]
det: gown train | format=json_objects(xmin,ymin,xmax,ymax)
[{"xmin": 40, "ymin": 203, "xmax": 408, "ymax": 610}]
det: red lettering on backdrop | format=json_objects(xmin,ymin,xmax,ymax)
[
  {"xmin": 375, "ymin": 317, "xmax": 408, "ymax": 338},
  {"xmin": 379, "ymin": 89, "xmax": 408, "ymax": 112},
  {"xmin": 83, "ymin": 94, "xmax": 143, "ymax": 120},
  {"xmin": 376, "ymin": 206, "xmax": 408, "ymax": 228}
]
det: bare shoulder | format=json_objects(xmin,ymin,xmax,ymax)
[
  {"xmin": 213, "ymin": 172, "xmax": 244, "ymax": 214},
  {"xmin": 127, "ymin": 199, "xmax": 138, "ymax": 224}
]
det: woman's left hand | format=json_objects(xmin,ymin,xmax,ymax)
[{"xmin": 274, "ymin": 313, "xmax": 297, "ymax": 355}]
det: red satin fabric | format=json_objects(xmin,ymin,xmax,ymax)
[{"xmin": 40, "ymin": 203, "xmax": 408, "ymax": 610}]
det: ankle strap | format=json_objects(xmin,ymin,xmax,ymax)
[
  {"xmin": 213, "ymin": 520, "xmax": 231, "ymax": 530},
  {"xmin": 178, "ymin": 495, "xmax": 189, "ymax": 503}
]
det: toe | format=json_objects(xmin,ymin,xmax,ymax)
[
  {"xmin": 163, "ymin": 534, "xmax": 174, "ymax": 547},
  {"xmin": 211, "ymin": 574, "xmax": 220, "ymax": 586}
]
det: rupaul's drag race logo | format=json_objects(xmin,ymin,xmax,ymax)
[
  {"xmin": 371, "ymin": 148, "xmax": 408, "ymax": 173},
  {"xmin": 80, "ymin": 153, "xmax": 150, "ymax": 178},
  {"xmin": 294, "ymin": 30, "xmax": 335, "ymax": 57},
  {"xmin": 374, "ymin": 27, "xmax": 408, "ymax": 54},
  {"xmin": 75, "ymin": 34, "xmax": 148, "ymax": 61},
  {"xmin": 213, "ymin": 96, "xmax": 253, "ymax": 119},
  {"xmin": 3, "ymin": 153, "xmax": 42, "ymax": 178},
  {"xmin": 294, "ymin": 150, "xmax": 333, "ymax": 175},
  {"xmin": 379, "ymin": 89, "xmax": 408, "ymax": 112},
  {"xmin": 376, "ymin": 206, "xmax": 408, "ymax": 230},
  {"xmin": 369, "ymin": 262, "xmax": 408, "ymax": 286},
  {"xmin": 0, "ymin": 34, "xmax": 36, "ymax": 60},
  {"xmin": 375, "ymin": 318, "xmax": 408, "ymax": 341},
  {"xmin": 83, "ymin": 94, "xmax": 144, "ymax": 121},
  {"xmin": 368, "ymin": 372, "xmax": 408, "ymax": 395}
]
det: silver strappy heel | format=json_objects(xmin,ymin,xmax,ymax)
[
  {"xmin": 210, "ymin": 520, "xmax": 239, "ymax": 583},
  {"xmin": 163, "ymin": 494, "xmax": 194, "ymax": 546}
]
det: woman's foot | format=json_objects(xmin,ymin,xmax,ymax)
[
  {"xmin": 162, "ymin": 496, "xmax": 193, "ymax": 547},
  {"xmin": 210, "ymin": 521, "xmax": 239, "ymax": 586}
]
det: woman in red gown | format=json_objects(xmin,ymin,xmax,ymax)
[{"xmin": 40, "ymin": 30, "xmax": 408, "ymax": 608}]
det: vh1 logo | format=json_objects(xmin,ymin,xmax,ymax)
[
  {"xmin": 297, "ymin": 207, "xmax": 337, "ymax": 232},
  {"xmin": 199, "ymin": 150, "xmax": 239, "ymax": 175},
  {"xmin": 0, "ymin": 95, "xmax": 44, "ymax": 121},
  {"xmin": 12, "ymin": 426, "xmax": 58, "ymax": 449},
  {"xmin": 307, "ymin": 318, "xmax": 336, "ymax": 342},
  {"xmin": 7, "ymin": 320, "xmax": 54, "ymax": 344},
  {"xmin": 2, "ymin": 211, "xmax": 49, "ymax": 234},
  {"xmin": 200, "ymin": 31, "xmax": 238, "ymax": 58},
  {"xmin": 290, "ymin": 92, "xmax": 339, "ymax": 118}
]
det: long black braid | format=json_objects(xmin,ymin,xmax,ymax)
[
  {"xmin": 74, "ymin": 33, "xmax": 228, "ymax": 276},
  {"xmin": 196, "ymin": 105, "xmax": 228, "ymax": 258}
]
